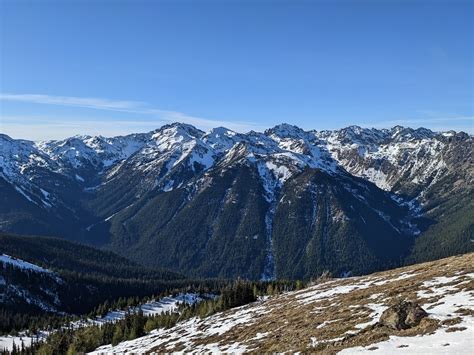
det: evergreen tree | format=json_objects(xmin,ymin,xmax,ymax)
[{"xmin": 111, "ymin": 325, "xmax": 123, "ymax": 346}]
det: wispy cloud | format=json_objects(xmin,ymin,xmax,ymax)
[
  {"xmin": 0, "ymin": 93, "xmax": 265, "ymax": 138},
  {"xmin": 0, "ymin": 93, "xmax": 144, "ymax": 111}
]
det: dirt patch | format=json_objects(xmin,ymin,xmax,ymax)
[
  {"xmin": 445, "ymin": 326, "xmax": 467, "ymax": 333},
  {"xmin": 455, "ymin": 308, "xmax": 474, "ymax": 316},
  {"xmin": 440, "ymin": 317, "xmax": 463, "ymax": 326}
]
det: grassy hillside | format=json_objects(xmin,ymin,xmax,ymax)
[{"xmin": 91, "ymin": 252, "xmax": 474, "ymax": 353}]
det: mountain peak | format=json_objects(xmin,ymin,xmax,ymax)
[
  {"xmin": 207, "ymin": 126, "xmax": 236, "ymax": 136},
  {"xmin": 0, "ymin": 133, "xmax": 14, "ymax": 142},
  {"xmin": 151, "ymin": 122, "xmax": 204, "ymax": 141},
  {"xmin": 202, "ymin": 127, "xmax": 240, "ymax": 153},
  {"xmin": 163, "ymin": 122, "xmax": 201, "ymax": 131},
  {"xmin": 265, "ymin": 123, "xmax": 307, "ymax": 138}
]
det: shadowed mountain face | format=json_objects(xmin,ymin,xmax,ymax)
[{"xmin": 0, "ymin": 123, "xmax": 472, "ymax": 279}]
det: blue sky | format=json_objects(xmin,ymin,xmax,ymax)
[{"xmin": 0, "ymin": 0, "xmax": 472, "ymax": 140}]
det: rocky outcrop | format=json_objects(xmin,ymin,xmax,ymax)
[{"xmin": 379, "ymin": 301, "xmax": 428, "ymax": 330}]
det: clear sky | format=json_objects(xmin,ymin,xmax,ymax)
[{"xmin": 0, "ymin": 0, "xmax": 473, "ymax": 140}]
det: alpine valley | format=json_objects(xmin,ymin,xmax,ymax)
[{"xmin": 1, "ymin": 123, "xmax": 473, "ymax": 280}]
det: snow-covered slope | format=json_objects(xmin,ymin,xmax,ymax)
[
  {"xmin": 0, "ymin": 293, "xmax": 205, "ymax": 352},
  {"xmin": 90, "ymin": 253, "xmax": 474, "ymax": 354},
  {"xmin": 0, "ymin": 254, "xmax": 57, "ymax": 275},
  {"xmin": 315, "ymin": 126, "xmax": 453, "ymax": 194}
]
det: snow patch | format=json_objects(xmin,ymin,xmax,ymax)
[{"xmin": 0, "ymin": 254, "xmax": 55, "ymax": 275}]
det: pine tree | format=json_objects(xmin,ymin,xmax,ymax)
[
  {"xmin": 66, "ymin": 343, "xmax": 77, "ymax": 355},
  {"xmin": 111, "ymin": 326, "xmax": 123, "ymax": 346},
  {"xmin": 144, "ymin": 318, "xmax": 156, "ymax": 333},
  {"xmin": 266, "ymin": 284, "xmax": 274, "ymax": 296}
]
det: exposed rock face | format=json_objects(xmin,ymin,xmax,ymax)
[{"xmin": 379, "ymin": 301, "xmax": 428, "ymax": 330}]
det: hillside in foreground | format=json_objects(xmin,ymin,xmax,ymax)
[{"xmin": 91, "ymin": 252, "xmax": 474, "ymax": 354}]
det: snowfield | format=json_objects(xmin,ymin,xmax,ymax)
[
  {"xmin": 0, "ymin": 293, "xmax": 205, "ymax": 352},
  {"xmin": 88, "ymin": 253, "xmax": 474, "ymax": 354},
  {"xmin": 74, "ymin": 293, "xmax": 205, "ymax": 328},
  {"xmin": 0, "ymin": 333, "xmax": 46, "ymax": 353}
]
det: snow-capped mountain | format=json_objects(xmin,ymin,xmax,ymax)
[
  {"xmin": 0, "ymin": 123, "xmax": 472, "ymax": 279},
  {"xmin": 2, "ymin": 123, "xmax": 468, "ymax": 202}
]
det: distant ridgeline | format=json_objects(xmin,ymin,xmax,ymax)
[{"xmin": 0, "ymin": 124, "xmax": 472, "ymax": 279}]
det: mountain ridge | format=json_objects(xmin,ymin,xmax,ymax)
[{"xmin": 0, "ymin": 123, "xmax": 472, "ymax": 279}]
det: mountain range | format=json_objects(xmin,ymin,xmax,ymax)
[{"xmin": 1, "ymin": 123, "xmax": 472, "ymax": 279}]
